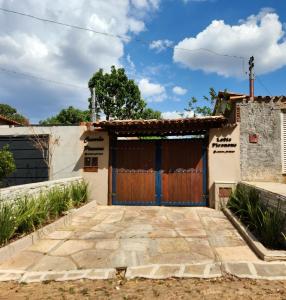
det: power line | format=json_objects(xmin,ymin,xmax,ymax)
[
  {"xmin": 256, "ymin": 75, "xmax": 272, "ymax": 96},
  {"xmin": 0, "ymin": 7, "xmax": 251, "ymax": 88},
  {"xmin": 0, "ymin": 7, "xmax": 129, "ymax": 41},
  {"xmin": 0, "ymin": 7, "xmax": 247, "ymax": 62},
  {"xmin": 0, "ymin": 66, "xmax": 87, "ymax": 90}
]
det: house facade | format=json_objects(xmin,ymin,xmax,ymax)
[{"xmin": 1, "ymin": 93, "xmax": 285, "ymax": 208}]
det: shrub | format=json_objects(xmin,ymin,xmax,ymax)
[
  {"xmin": 0, "ymin": 145, "xmax": 16, "ymax": 184},
  {"xmin": 0, "ymin": 180, "xmax": 89, "ymax": 247},
  {"xmin": 227, "ymin": 184, "xmax": 286, "ymax": 250}
]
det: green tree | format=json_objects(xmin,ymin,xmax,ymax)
[
  {"xmin": 0, "ymin": 104, "xmax": 28, "ymax": 124},
  {"xmin": 0, "ymin": 145, "xmax": 16, "ymax": 184},
  {"xmin": 88, "ymin": 66, "xmax": 147, "ymax": 120},
  {"xmin": 185, "ymin": 88, "xmax": 229, "ymax": 116},
  {"xmin": 40, "ymin": 106, "xmax": 90, "ymax": 125},
  {"xmin": 140, "ymin": 108, "xmax": 161, "ymax": 120}
]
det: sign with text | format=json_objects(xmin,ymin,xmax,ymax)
[{"xmin": 212, "ymin": 136, "xmax": 237, "ymax": 154}]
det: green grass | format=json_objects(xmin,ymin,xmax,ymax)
[
  {"xmin": 227, "ymin": 184, "xmax": 286, "ymax": 250},
  {"xmin": 0, "ymin": 181, "xmax": 88, "ymax": 246}
]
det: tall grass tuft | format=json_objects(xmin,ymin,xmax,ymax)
[
  {"xmin": 47, "ymin": 187, "xmax": 72, "ymax": 218},
  {"xmin": 70, "ymin": 181, "xmax": 89, "ymax": 207},
  {"xmin": 0, "ymin": 180, "xmax": 89, "ymax": 247},
  {"xmin": 0, "ymin": 201, "xmax": 17, "ymax": 246},
  {"xmin": 227, "ymin": 184, "xmax": 286, "ymax": 250}
]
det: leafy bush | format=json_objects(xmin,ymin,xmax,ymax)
[
  {"xmin": 0, "ymin": 181, "xmax": 88, "ymax": 246},
  {"xmin": 0, "ymin": 145, "xmax": 16, "ymax": 184},
  {"xmin": 227, "ymin": 184, "xmax": 286, "ymax": 250}
]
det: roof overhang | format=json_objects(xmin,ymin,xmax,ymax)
[
  {"xmin": 93, "ymin": 116, "xmax": 228, "ymax": 136},
  {"xmin": 0, "ymin": 114, "xmax": 23, "ymax": 126}
]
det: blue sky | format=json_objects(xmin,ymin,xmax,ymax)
[{"xmin": 0, "ymin": 0, "xmax": 286, "ymax": 122}]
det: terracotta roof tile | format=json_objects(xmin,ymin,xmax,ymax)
[
  {"xmin": 93, "ymin": 116, "xmax": 227, "ymax": 136},
  {"xmin": 0, "ymin": 114, "xmax": 23, "ymax": 126}
]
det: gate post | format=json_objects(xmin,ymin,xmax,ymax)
[{"xmin": 155, "ymin": 140, "xmax": 162, "ymax": 205}]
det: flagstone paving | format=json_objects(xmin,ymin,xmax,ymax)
[
  {"xmin": 0, "ymin": 206, "xmax": 258, "ymax": 273},
  {"xmin": 2, "ymin": 205, "xmax": 286, "ymax": 282}
]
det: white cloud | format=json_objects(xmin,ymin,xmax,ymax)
[
  {"xmin": 131, "ymin": 0, "xmax": 160, "ymax": 10},
  {"xmin": 172, "ymin": 86, "xmax": 187, "ymax": 95},
  {"xmin": 150, "ymin": 39, "xmax": 173, "ymax": 53},
  {"xmin": 126, "ymin": 54, "xmax": 136, "ymax": 76},
  {"xmin": 138, "ymin": 78, "xmax": 166, "ymax": 102},
  {"xmin": 0, "ymin": 0, "xmax": 159, "ymax": 122},
  {"xmin": 173, "ymin": 9, "xmax": 286, "ymax": 77},
  {"xmin": 162, "ymin": 111, "xmax": 194, "ymax": 119}
]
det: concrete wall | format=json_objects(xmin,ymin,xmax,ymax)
[
  {"xmin": 239, "ymin": 101, "xmax": 285, "ymax": 183},
  {"xmin": 82, "ymin": 130, "xmax": 109, "ymax": 205},
  {"xmin": 208, "ymin": 125, "xmax": 241, "ymax": 208},
  {"xmin": 239, "ymin": 182, "xmax": 286, "ymax": 217},
  {"xmin": 0, "ymin": 176, "xmax": 83, "ymax": 203},
  {"xmin": 0, "ymin": 126, "xmax": 85, "ymax": 183}
]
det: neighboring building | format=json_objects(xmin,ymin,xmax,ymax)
[
  {"xmin": 0, "ymin": 125, "xmax": 85, "ymax": 186},
  {"xmin": 215, "ymin": 92, "xmax": 286, "ymax": 184},
  {"xmin": 0, "ymin": 114, "xmax": 23, "ymax": 126}
]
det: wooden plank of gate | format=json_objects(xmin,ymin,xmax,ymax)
[{"xmin": 114, "ymin": 140, "xmax": 156, "ymax": 205}]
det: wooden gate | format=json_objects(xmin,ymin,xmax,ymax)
[{"xmin": 111, "ymin": 139, "xmax": 207, "ymax": 206}]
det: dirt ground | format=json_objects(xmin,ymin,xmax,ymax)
[{"xmin": 0, "ymin": 276, "xmax": 285, "ymax": 300}]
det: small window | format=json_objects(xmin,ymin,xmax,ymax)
[
  {"xmin": 84, "ymin": 156, "xmax": 98, "ymax": 172},
  {"xmin": 282, "ymin": 112, "xmax": 286, "ymax": 174}
]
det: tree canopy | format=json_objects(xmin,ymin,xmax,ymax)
[
  {"xmin": 185, "ymin": 88, "xmax": 229, "ymax": 116},
  {"xmin": 140, "ymin": 108, "xmax": 161, "ymax": 120},
  {"xmin": 88, "ymin": 66, "xmax": 161, "ymax": 120},
  {"xmin": 40, "ymin": 106, "xmax": 90, "ymax": 125},
  {"xmin": 0, "ymin": 104, "xmax": 28, "ymax": 124}
]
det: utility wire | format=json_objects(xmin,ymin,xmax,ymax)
[
  {"xmin": 0, "ymin": 7, "xmax": 247, "ymax": 61},
  {"xmin": 0, "ymin": 7, "xmax": 250, "ymax": 88},
  {"xmin": 0, "ymin": 66, "xmax": 86, "ymax": 90},
  {"xmin": 256, "ymin": 75, "xmax": 272, "ymax": 96}
]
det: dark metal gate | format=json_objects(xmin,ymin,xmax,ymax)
[
  {"xmin": 0, "ymin": 135, "xmax": 49, "ymax": 186},
  {"xmin": 110, "ymin": 139, "xmax": 207, "ymax": 206}
]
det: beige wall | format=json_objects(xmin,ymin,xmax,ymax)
[
  {"xmin": 0, "ymin": 125, "xmax": 85, "ymax": 180},
  {"xmin": 208, "ymin": 125, "xmax": 241, "ymax": 208},
  {"xmin": 82, "ymin": 130, "xmax": 109, "ymax": 205},
  {"xmin": 0, "ymin": 125, "xmax": 110, "ymax": 205}
]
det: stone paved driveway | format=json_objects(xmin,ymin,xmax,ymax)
[{"xmin": 0, "ymin": 206, "xmax": 259, "ymax": 272}]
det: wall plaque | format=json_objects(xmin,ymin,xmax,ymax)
[
  {"xmin": 249, "ymin": 134, "xmax": 258, "ymax": 143},
  {"xmin": 212, "ymin": 136, "xmax": 237, "ymax": 154}
]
